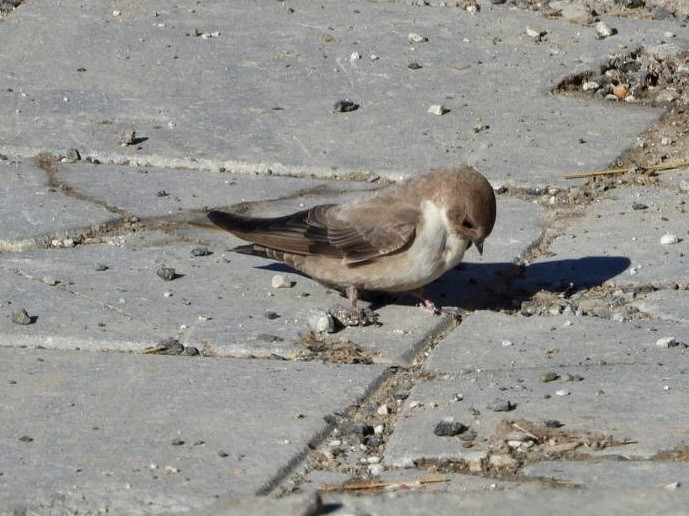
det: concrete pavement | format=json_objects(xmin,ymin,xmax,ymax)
[{"xmin": 1, "ymin": 0, "xmax": 688, "ymax": 514}]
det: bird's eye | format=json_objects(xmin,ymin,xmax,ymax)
[{"xmin": 461, "ymin": 219, "xmax": 474, "ymax": 230}]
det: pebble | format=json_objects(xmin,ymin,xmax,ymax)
[
  {"xmin": 182, "ymin": 346, "xmax": 200, "ymax": 356},
  {"xmin": 660, "ymin": 234, "xmax": 679, "ymax": 245},
  {"xmin": 41, "ymin": 276, "xmax": 58, "ymax": 286},
  {"xmin": 407, "ymin": 61, "xmax": 422, "ymax": 70},
  {"xmin": 595, "ymin": 21, "xmax": 615, "ymax": 39},
  {"xmin": 656, "ymin": 337, "xmax": 678, "ymax": 348},
  {"xmin": 428, "ymin": 104, "xmax": 448, "ymax": 116},
  {"xmin": 678, "ymin": 180, "xmax": 689, "ymax": 193},
  {"xmin": 11, "ymin": 309, "xmax": 32, "ymax": 325},
  {"xmin": 156, "ymin": 267, "xmax": 177, "ymax": 281},
  {"xmin": 332, "ymin": 100, "xmax": 359, "ymax": 113},
  {"xmin": 486, "ymin": 399, "xmax": 514, "ymax": 412},
  {"xmin": 271, "ymin": 274, "xmax": 293, "ymax": 288},
  {"xmin": 501, "ymin": 340, "xmax": 513, "ymax": 347},
  {"xmin": 555, "ymin": 389, "xmax": 571, "ymax": 397},
  {"xmin": 368, "ymin": 463, "xmax": 384, "ymax": 476},
  {"xmin": 118, "ymin": 130, "xmax": 137, "ymax": 146},
  {"xmin": 265, "ymin": 311, "xmax": 280, "ymax": 320},
  {"xmin": 94, "ymin": 263, "xmax": 109, "ymax": 271},
  {"xmin": 190, "ymin": 246, "xmax": 212, "ymax": 257},
  {"xmin": 631, "ymin": 202, "xmax": 648, "ymax": 211},
  {"xmin": 540, "ymin": 372, "xmax": 559, "ymax": 383},
  {"xmin": 307, "ymin": 309, "xmax": 335, "ymax": 333},
  {"xmin": 349, "ymin": 51, "xmax": 361, "ymax": 62},
  {"xmin": 582, "ymin": 81, "xmax": 600, "ymax": 91},
  {"xmin": 153, "ymin": 337, "xmax": 185, "ymax": 355},
  {"xmin": 408, "ymin": 33, "xmax": 428, "ymax": 43},
  {"xmin": 376, "ymin": 403, "xmax": 390, "ymax": 416},
  {"xmin": 433, "ymin": 418, "xmax": 468, "ymax": 437},
  {"xmin": 328, "ymin": 305, "xmax": 378, "ymax": 327}
]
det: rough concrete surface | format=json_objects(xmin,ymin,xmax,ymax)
[{"xmin": 1, "ymin": 0, "xmax": 689, "ymax": 514}]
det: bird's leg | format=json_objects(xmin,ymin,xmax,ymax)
[{"xmin": 345, "ymin": 285, "xmax": 358, "ymax": 308}]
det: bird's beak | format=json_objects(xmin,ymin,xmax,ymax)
[{"xmin": 474, "ymin": 240, "xmax": 484, "ymax": 256}]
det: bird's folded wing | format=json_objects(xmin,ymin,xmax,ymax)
[{"xmin": 207, "ymin": 203, "xmax": 417, "ymax": 264}]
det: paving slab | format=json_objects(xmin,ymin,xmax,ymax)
[
  {"xmin": 0, "ymin": 158, "xmax": 119, "ymax": 251},
  {"xmin": 1, "ymin": 1, "xmax": 682, "ymax": 185},
  {"xmin": 201, "ymin": 487, "xmax": 689, "ymax": 516},
  {"xmin": 523, "ymin": 460, "xmax": 689, "ymax": 488},
  {"xmin": 512, "ymin": 187, "xmax": 688, "ymax": 292},
  {"xmin": 0, "ymin": 162, "xmax": 543, "ymax": 362},
  {"xmin": 425, "ymin": 311, "xmax": 689, "ymax": 373},
  {"xmin": 633, "ymin": 289, "xmax": 689, "ymax": 325},
  {"xmin": 386, "ymin": 360, "xmax": 689, "ymax": 464},
  {"xmin": 0, "ymin": 348, "xmax": 383, "ymax": 514}
]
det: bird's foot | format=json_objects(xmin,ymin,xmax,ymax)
[{"xmin": 413, "ymin": 291, "xmax": 465, "ymax": 320}]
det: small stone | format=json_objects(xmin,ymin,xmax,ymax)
[
  {"xmin": 656, "ymin": 337, "xmax": 678, "ymax": 348},
  {"xmin": 408, "ymin": 33, "xmax": 428, "ymax": 43},
  {"xmin": 660, "ymin": 234, "xmax": 679, "ymax": 245},
  {"xmin": 525, "ymin": 27, "xmax": 546, "ymax": 41},
  {"xmin": 540, "ymin": 372, "xmax": 559, "ymax": 383},
  {"xmin": 434, "ymin": 418, "xmax": 468, "ymax": 437},
  {"xmin": 182, "ymin": 346, "xmax": 200, "ymax": 356},
  {"xmin": 41, "ymin": 276, "xmax": 58, "ymax": 286},
  {"xmin": 156, "ymin": 267, "xmax": 177, "ymax": 281},
  {"xmin": 428, "ymin": 104, "xmax": 448, "ymax": 116},
  {"xmin": 487, "ymin": 399, "xmax": 514, "ymax": 412},
  {"xmin": 595, "ymin": 21, "xmax": 615, "ymax": 39},
  {"xmin": 407, "ymin": 61, "xmax": 422, "ymax": 70},
  {"xmin": 332, "ymin": 100, "xmax": 359, "ymax": 113},
  {"xmin": 376, "ymin": 403, "xmax": 389, "ymax": 416},
  {"xmin": 501, "ymin": 340, "xmax": 514, "ymax": 347},
  {"xmin": 11, "ymin": 309, "xmax": 32, "ymax": 325},
  {"xmin": 307, "ymin": 309, "xmax": 335, "ymax": 333},
  {"xmin": 112, "ymin": 10, "xmax": 121, "ymax": 16},
  {"xmin": 171, "ymin": 438, "xmax": 185, "ymax": 446},
  {"xmin": 679, "ymin": 180, "xmax": 689, "ymax": 193},
  {"xmin": 349, "ymin": 51, "xmax": 361, "ymax": 62},
  {"xmin": 265, "ymin": 311, "xmax": 280, "ymax": 320},
  {"xmin": 118, "ymin": 130, "xmax": 137, "ymax": 146},
  {"xmin": 94, "ymin": 263, "xmax": 109, "ymax": 271},
  {"xmin": 543, "ymin": 419, "xmax": 564, "ymax": 428},
  {"xmin": 613, "ymin": 84, "xmax": 628, "ymax": 99},
  {"xmin": 64, "ymin": 148, "xmax": 81, "ymax": 162},
  {"xmin": 632, "ymin": 202, "xmax": 648, "ymax": 211},
  {"xmin": 582, "ymin": 81, "xmax": 600, "ymax": 92},
  {"xmin": 555, "ymin": 389, "xmax": 571, "ymax": 397},
  {"xmin": 271, "ymin": 274, "xmax": 293, "ymax": 288},
  {"xmin": 368, "ymin": 463, "xmax": 384, "ymax": 476},
  {"xmin": 163, "ymin": 465, "xmax": 179, "ymax": 474},
  {"xmin": 163, "ymin": 291, "xmax": 173, "ymax": 298},
  {"xmin": 328, "ymin": 305, "xmax": 378, "ymax": 327},
  {"xmin": 489, "ymin": 0, "xmax": 507, "ymax": 4},
  {"xmin": 191, "ymin": 246, "xmax": 212, "ymax": 257},
  {"xmin": 18, "ymin": 435, "xmax": 34, "ymax": 443}
]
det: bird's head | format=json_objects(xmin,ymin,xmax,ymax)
[{"xmin": 447, "ymin": 168, "xmax": 496, "ymax": 255}]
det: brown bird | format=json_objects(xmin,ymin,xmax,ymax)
[{"xmin": 208, "ymin": 165, "xmax": 496, "ymax": 312}]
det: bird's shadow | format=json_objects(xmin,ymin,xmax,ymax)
[
  {"xmin": 423, "ymin": 255, "xmax": 632, "ymax": 312},
  {"xmin": 255, "ymin": 256, "xmax": 631, "ymax": 312}
]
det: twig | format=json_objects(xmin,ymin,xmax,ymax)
[
  {"xmin": 564, "ymin": 159, "xmax": 689, "ymax": 179},
  {"xmin": 319, "ymin": 475, "xmax": 448, "ymax": 492}
]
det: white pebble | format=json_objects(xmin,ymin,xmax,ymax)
[
  {"xmin": 660, "ymin": 234, "xmax": 679, "ymax": 245},
  {"xmin": 408, "ymin": 33, "xmax": 428, "ymax": 43},
  {"xmin": 663, "ymin": 385, "xmax": 670, "ymax": 391},
  {"xmin": 501, "ymin": 340, "xmax": 514, "ymax": 347},
  {"xmin": 376, "ymin": 403, "xmax": 389, "ymax": 415},
  {"xmin": 582, "ymin": 81, "xmax": 600, "ymax": 91},
  {"xmin": 349, "ymin": 51, "xmax": 362, "ymax": 62},
  {"xmin": 368, "ymin": 463, "xmax": 384, "ymax": 476},
  {"xmin": 307, "ymin": 309, "xmax": 335, "ymax": 334},
  {"xmin": 366, "ymin": 456, "xmax": 381, "ymax": 464},
  {"xmin": 41, "ymin": 276, "xmax": 58, "ymax": 286},
  {"xmin": 163, "ymin": 291, "xmax": 172, "ymax": 298},
  {"xmin": 656, "ymin": 337, "xmax": 678, "ymax": 348},
  {"xmin": 374, "ymin": 424, "xmax": 384, "ymax": 434},
  {"xmin": 427, "ymin": 104, "xmax": 447, "ymax": 116},
  {"xmin": 555, "ymin": 389, "xmax": 571, "ymax": 397},
  {"xmin": 271, "ymin": 274, "xmax": 292, "ymax": 288},
  {"xmin": 595, "ymin": 21, "xmax": 614, "ymax": 38},
  {"xmin": 370, "ymin": 54, "xmax": 379, "ymax": 61},
  {"xmin": 112, "ymin": 10, "xmax": 121, "ymax": 16}
]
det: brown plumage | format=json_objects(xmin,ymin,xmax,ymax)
[{"xmin": 208, "ymin": 165, "xmax": 496, "ymax": 310}]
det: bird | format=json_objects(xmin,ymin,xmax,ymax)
[{"xmin": 207, "ymin": 165, "xmax": 496, "ymax": 313}]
